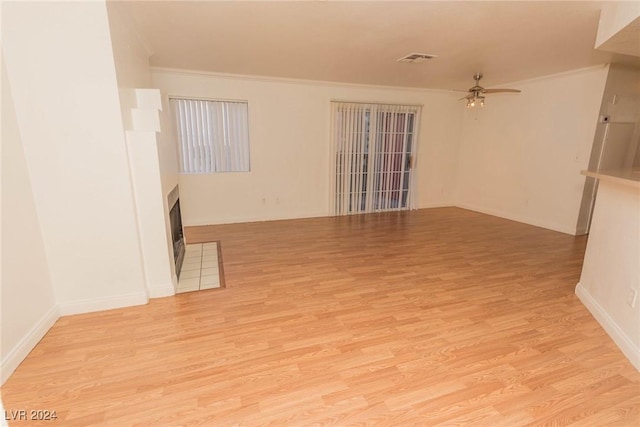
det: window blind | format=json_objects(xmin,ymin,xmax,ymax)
[
  {"xmin": 330, "ymin": 102, "xmax": 420, "ymax": 216},
  {"xmin": 171, "ymin": 98, "xmax": 250, "ymax": 173}
]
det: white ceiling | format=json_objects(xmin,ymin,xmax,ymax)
[{"xmin": 120, "ymin": 1, "xmax": 640, "ymax": 91}]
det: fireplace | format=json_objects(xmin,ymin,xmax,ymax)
[{"xmin": 168, "ymin": 185, "xmax": 185, "ymax": 278}]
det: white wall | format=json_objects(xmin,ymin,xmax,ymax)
[
  {"xmin": 152, "ymin": 70, "xmax": 462, "ymax": 226},
  {"xmin": 454, "ymin": 66, "xmax": 609, "ymax": 235},
  {"xmin": 2, "ymin": 1, "xmax": 147, "ymax": 313},
  {"xmin": 106, "ymin": 0, "xmax": 153, "ymax": 126},
  {"xmin": 596, "ymin": 1, "xmax": 639, "ymax": 46},
  {"xmin": 1, "ymin": 59, "xmax": 58, "ymax": 384},
  {"xmin": 576, "ymin": 178, "xmax": 640, "ymax": 370},
  {"xmin": 107, "ymin": 3, "xmax": 176, "ymax": 296},
  {"xmin": 595, "ymin": 1, "xmax": 640, "ymax": 56}
]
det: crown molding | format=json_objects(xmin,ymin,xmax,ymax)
[{"xmin": 150, "ymin": 66, "xmax": 458, "ymax": 95}]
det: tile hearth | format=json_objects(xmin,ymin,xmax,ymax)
[{"xmin": 176, "ymin": 242, "xmax": 223, "ymax": 293}]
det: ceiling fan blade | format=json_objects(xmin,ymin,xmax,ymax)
[
  {"xmin": 458, "ymin": 95, "xmax": 472, "ymax": 101},
  {"xmin": 484, "ymin": 88, "xmax": 521, "ymax": 94}
]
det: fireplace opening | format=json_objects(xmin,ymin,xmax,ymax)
[{"xmin": 168, "ymin": 186, "xmax": 185, "ymax": 278}]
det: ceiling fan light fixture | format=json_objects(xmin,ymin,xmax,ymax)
[
  {"xmin": 465, "ymin": 93, "xmax": 486, "ymax": 109},
  {"xmin": 461, "ymin": 73, "xmax": 521, "ymax": 108}
]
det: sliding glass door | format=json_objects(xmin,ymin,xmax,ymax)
[{"xmin": 330, "ymin": 102, "xmax": 420, "ymax": 216}]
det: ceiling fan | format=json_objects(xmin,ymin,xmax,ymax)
[{"xmin": 460, "ymin": 73, "xmax": 521, "ymax": 108}]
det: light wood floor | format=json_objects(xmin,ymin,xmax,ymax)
[{"xmin": 3, "ymin": 208, "xmax": 639, "ymax": 426}]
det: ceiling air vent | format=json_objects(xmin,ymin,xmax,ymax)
[{"xmin": 397, "ymin": 53, "xmax": 437, "ymax": 63}]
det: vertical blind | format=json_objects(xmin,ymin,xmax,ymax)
[
  {"xmin": 171, "ymin": 98, "xmax": 250, "ymax": 173},
  {"xmin": 330, "ymin": 102, "xmax": 420, "ymax": 216}
]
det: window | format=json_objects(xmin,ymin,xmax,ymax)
[
  {"xmin": 330, "ymin": 102, "xmax": 420, "ymax": 215},
  {"xmin": 171, "ymin": 98, "xmax": 250, "ymax": 173}
]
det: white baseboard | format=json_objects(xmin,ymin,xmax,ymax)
[
  {"xmin": 58, "ymin": 292, "xmax": 148, "ymax": 316},
  {"xmin": 187, "ymin": 205, "xmax": 459, "ymax": 227},
  {"xmin": 575, "ymin": 224, "xmax": 589, "ymax": 236},
  {"xmin": 575, "ymin": 282, "xmax": 640, "ymax": 371},
  {"xmin": 148, "ymin": 283, "xmax": 175, "ymax": 298},
  {"xmin": 185, "ymin": 202, "xmax": 577, "ymax": 235},
  {"xmin": 454, "ymin": 202, "xmax": 577, "ymax": 235},
  {"xmin": 416, "ymin": 202, "xmax": 454, "ymax": 209},
  {"xmin": 186, "ymin": 211, "xmax": 328, "ymax": 227},
  {"xmin": 1, "ymin": 305, "xmax": 60, "ymax": 385}
]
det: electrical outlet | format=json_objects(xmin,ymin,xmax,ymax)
[{"xmin": 626, "ymin": 288, "xmax": 638, "ymax": 309}]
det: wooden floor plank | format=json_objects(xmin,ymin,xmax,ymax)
[{"xmin": 3, "ymin": 207, "xmax": 639, "ymax": 426}]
